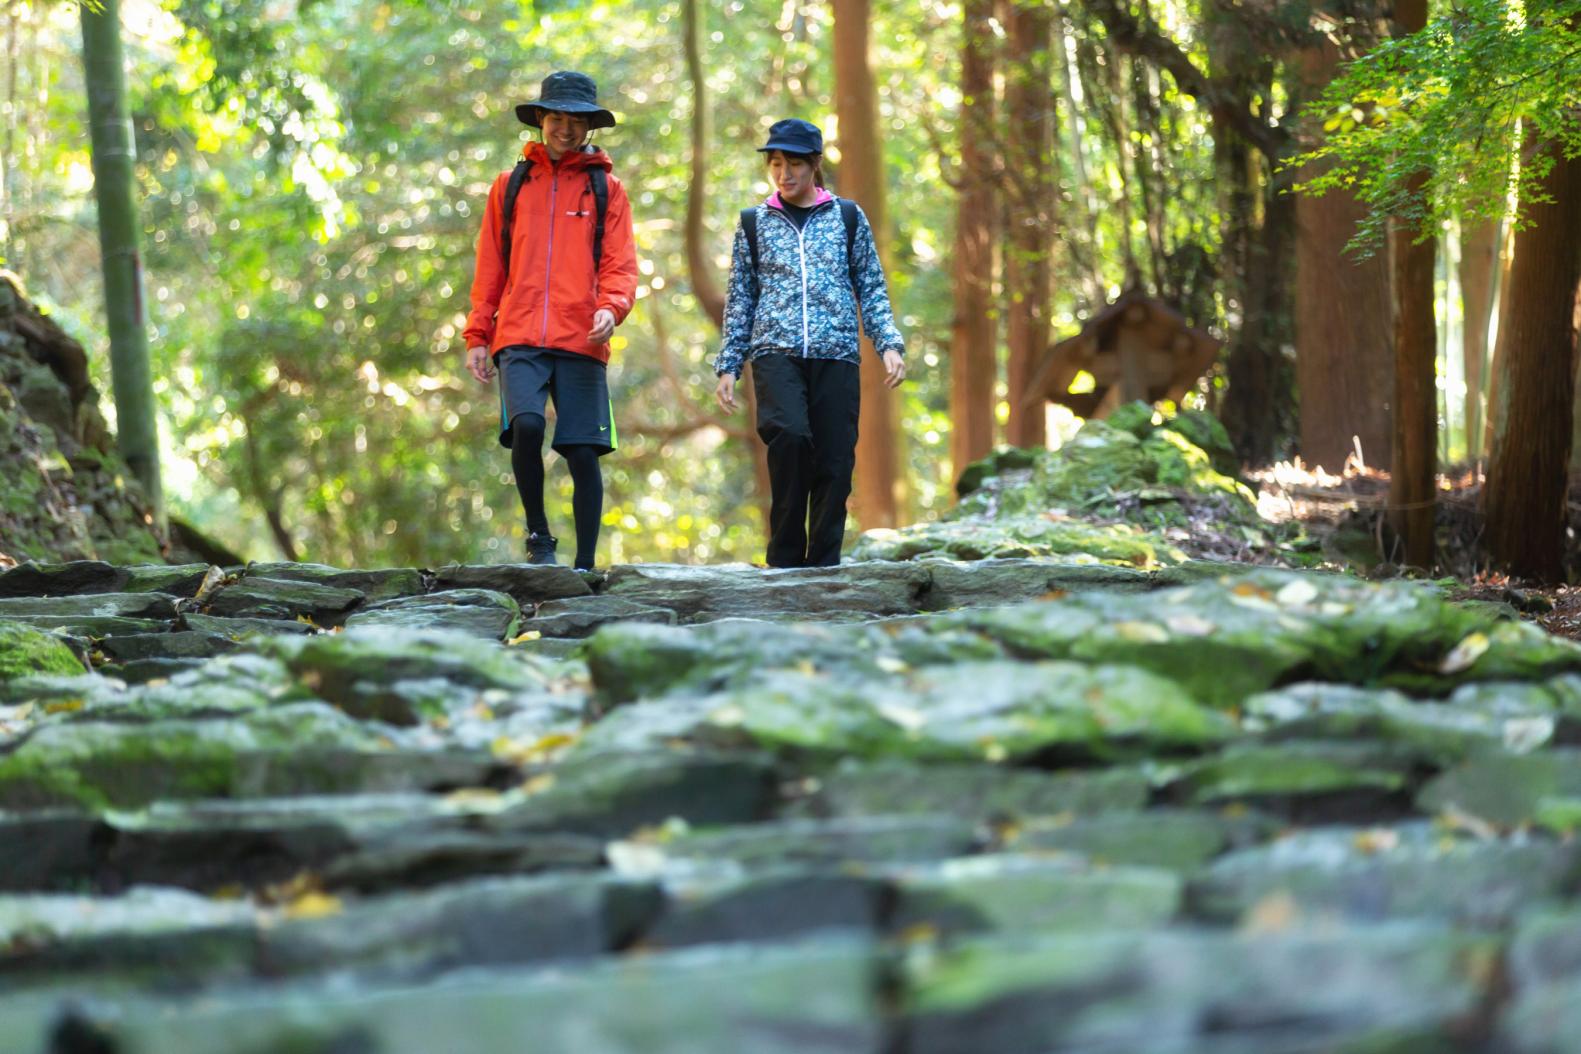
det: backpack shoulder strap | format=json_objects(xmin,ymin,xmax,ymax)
[
  {"xmin": 739, "ymin": 207, "xmax": 760, "ymax": 275},
  {"xmin": 500, "ymin": 158, "xmax": 533, "ymax": 278},
  {"xmin": 588, "ymin": 167, "xmax": 609, "ymax": 269},
  {"xmin": 838, "ymin": 197, "xmax": 860, "ymax": 291}
]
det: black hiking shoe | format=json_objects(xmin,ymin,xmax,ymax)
[{"xmin": 526, "ymin": 532, "xmax": 559, "ymax": 565}]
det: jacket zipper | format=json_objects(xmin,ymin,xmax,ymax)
[
  {"xmin": 542, "ymin": 169, "xmax": 560, "ymax": 345},
  {"xmin": 768, "ymin": 200, "xmax": 833, "ymax": 358}
]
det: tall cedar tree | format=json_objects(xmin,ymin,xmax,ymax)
[
  {"xmin": 1458, "ymin": 218, "xmax": 1499, "ymax": 465},
  {"xmin": 1294, "ymin": 37, "xmax": 1394, "ymax": 472},
  {"xmin": 682, "ymin": 0, "xmax": 772, "ymax": 526},
  {"xmin": 950, "ymin": 0, "xmax": 998, "ymax": 480},
  {"xmin": 1003, "ymin": 0, "xmax": 1055, "ymax": 450},
  {"xmin": 832, "ymin": 0, "xmax": 903, "ymax": 527},
  {"xmin": 1482, "ymin": 128, "xmax": 1581, "ymax": 581},
  {"xmin": 1388, "ymin": 0, "xmax": 1436, "ymax": 567}
]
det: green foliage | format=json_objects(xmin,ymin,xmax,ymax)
[
  {"xmin": 10, "ymin": 0, "xmax": 1243, "ymax": 565},
  {"xmin": 1293, "ymin": 0, "xmax": 1581, "ymax": 249}
]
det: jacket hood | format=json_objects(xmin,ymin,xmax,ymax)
[
  {"xmin": 522, "ymin": 141, "xmax": 613, "ymax": 172},
  {"xmin": 766, "ymin": 187, "xmax": 834, "ymax": 209}
]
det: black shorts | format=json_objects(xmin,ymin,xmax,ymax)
[{"xmin": 495, "ymin": 345, "xmax": 616, "ymax": 455}]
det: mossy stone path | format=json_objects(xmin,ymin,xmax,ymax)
[{"xmin": 2, "ymin": 555, "xmax": 1580, "ymax": 1052}]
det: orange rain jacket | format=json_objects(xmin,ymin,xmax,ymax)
[{"xmin": 463, "ymin": 142, "xmax": 638, "ymax": 364}]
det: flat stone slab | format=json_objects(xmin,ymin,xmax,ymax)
[
  {"xmin": 786, "ymin": 761, "xmax": 1151, "ymax": 822},
  {"xmin": 888, "ymin": 854, "xmax": 1182, "ymax": 935},
  {"xmin": 643, "ymin": 872, "xmax": 888, "ymax": 949},
  {"xmin": 0, "ymin": 705, "xmax": 498, "ymax": 812},
  {"xmin": 429, "ymin": 564, "xmax": 592, "ymax": 606},
  {"xmin": 1188, "ymin": 824, "xmax": 1580, "ymax": 928},
  {"xmin": 601, "ymin": 562, "xmax": 932, "ymax": 623},
  {"xmin": 916, "ymin": 558, "xmax": 1157, "ymax": 610},
  {"xmin": 344, "ymin": 589, "xmax": 520, "ymax": 640},
  {"xmin": 0, "ymin": 593, "xmax": 178, "ymax": 620},
  {"xmin": 241, "ymin": 563, "xmax": 426, "ymax": 603},
  {"xmin": 203, "ymin": 576, "xmax": 365, "ymax": 623},
  {"xmin": 1, "ymin": 614, "xmax": 172, "ymax": 637},
  {"xmin": 578, "ymin": 659, "xmax": 1232, "ymax": 763},
  {"xmin": 181, "ymin": 613, "xmax": 313, "ymax": 638},
  {"xmin": 523, "ymin": 595, "xmax": 676, "ymax": 639},
  {"xmin": 97, "ymin": 631, "xmax": 237, "ymax": 663},
  {"xmin": 11, "ymin": 939, "xmax": 885, "ymax": 1054},
  {"xmin": 901, "ymin": 925, "xmax": 1496, "ymax": 1053},
  {"xmin": 0, "ymin": 795, "xmax": 511, "ymax": 893},
  {"xmin": 1417, "ymin": 748, "xmax": 1581, "ymax": 827},
  {"xmin": 487, "ymin": 751, "xmax": 778, "ymax": 839},
  {"xmin": 648, "ymin": 816, "xmax": 981, "ymax": 870},
  {"xmin": 1009, "ymin": 808, "xmax": 1272, "ymax": 871},
  {"xmin": 0, "ymin": 561, "xmax": 210, "ymax": 598}
]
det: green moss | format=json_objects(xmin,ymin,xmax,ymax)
[{"xmin": 0, "ymin": 621, "xmax": 84, "ymax": 680}]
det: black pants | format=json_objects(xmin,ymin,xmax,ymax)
[{"xmin": 751, "ymin": 354, "xmax": 861, "ymax": 568}]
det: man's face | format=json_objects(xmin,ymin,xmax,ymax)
[{"xmin": 541, "ymin": 110, "xmax": 591, "ymax": 160}]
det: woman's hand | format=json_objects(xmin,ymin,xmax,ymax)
[
  {"xmin": 715, "ymin": 373, "xmax": 738, "ymax": 414},
  {"xmin": 466, "ymin": 346, "xmax": 495, "ymax": 384},
  {"xmin": 882, "ymin": 350, "xmax": 906, "ymax": 388}
]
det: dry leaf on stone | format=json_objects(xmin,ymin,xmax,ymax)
[
  {"xmin": 1113, "ymin": 621, "xmax": 1169, "ymax": 643},
  {"xmin": 1165, "ymin": 615, "xmax": 1215, "ymax": 637},
  {"xmin": 1352, "ymin": 828, "xmax": 1399, "ymax": 854},
  {"xmin": 1439, "ymin": 632, "xmax": 1491, "ymax": 674},
  {"xmin": 281, "ymin": 890, "xmax": 342, "ymax": 920}
]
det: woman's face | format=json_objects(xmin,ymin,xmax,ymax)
[
  {"xmin": 541, "ymin": 110, "xmax": 591, "ymax": 160},
  {"xmin": 767, "ymin": 151, "xmax": 817, "ymax": 203}
]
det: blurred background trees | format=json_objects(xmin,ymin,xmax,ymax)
[{"xmin": 7, "ymin": 0, "xmax": 1580, "ymax": 577}]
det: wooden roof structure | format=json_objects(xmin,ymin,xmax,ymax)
[{"xmin": 1021, "ymin": 291, "xmax": 1222, "ymax": 421}]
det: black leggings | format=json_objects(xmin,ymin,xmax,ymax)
[{"xmin": 510, "ymin": 413, "xmax": 603, "ymax": 569}]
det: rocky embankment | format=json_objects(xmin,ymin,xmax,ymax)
[
  {"xmin": 0, "ymin": 274, "xmax": 165, "ymax": 566},
  {"xmin": 2, "ymin": 553, "xmax": 1580, "ymax": 1052}
]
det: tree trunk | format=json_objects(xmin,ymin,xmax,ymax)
[
  {"xmin": 1293, "ymin": 40, "xmax": 1394, "ymax": 472},
  {"xmin": 1458, "ymin": 217, "xmax": 1499, "ymax": 464},
  {"xmin": 832, "ymin": 0, "xmax": 903, "ymax": 528},
  {"xmin": 81, "ymin": 0, "xmax": 163, "ymax": 524},
  {"xmin": 1483, "ymin": 222, "xmax": 1516, "ymax": 457},
  {"xmin": 1387, "ymin": 0, "xmax": 1435, "ymax": 569},
  {"xmin": 1222, "ymin": 156, "xmax": 1297, "ymax": 467},
  {"xmin": 1002, "ymin": 0, "xmax": 1054, "ymax": 449},
  {"xmin": 1482, "ymin": 127, "xmax": 1581, "ymax": 582},
  {"xmin": 683, "ymin": 0, "xmax": 724, "ymax": 326},
  {"xmin": 951, "ymin": 0, "xmax": 998, "ymax": 480},
  {"xmin": 683, "ymin": 0, "xmax": 771, "ymax": 529}
]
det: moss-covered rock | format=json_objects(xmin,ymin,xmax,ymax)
[
  {"xmin": 0, "ymin": 704, "xmax": 494, "ymax": 811},
  {"xmin": 863, "ymin": 407, "xmax": 1268, "ymax": 566},
  {"xmin": 0, "ymin": 621, "xmax": 84, "ymax": 680}
]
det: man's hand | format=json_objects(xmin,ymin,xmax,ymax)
[
  {"xmin": 588, "ymin": 308, "xmax": 616, "ymax": 343},
  {"xmin": 882, "ymin": 350, "xmax": 907, "ymax": 389},
  {"xmin": 715, "ymin": 373, "xmax": 738, "ymax": 414},
  {"xmin": 466, "ymin": 346, "xmax": 495, "ymax": 384}
]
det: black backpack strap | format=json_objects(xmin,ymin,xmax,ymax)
[
  {"xmin": 838, "ymin": 197, "xmax": 860, "ymax": 293},
  {"xmin": 739, "ymin": 207, "xmax": 760, "ymax": 276},
  {"xmin": 500, "ymin": 158, "xmax": 533, "ymax": 278},
  {"xmin": 588, "ymin": 167, "xmax": 609, "ymax": 269}
]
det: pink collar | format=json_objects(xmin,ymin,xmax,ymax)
[{"xmin": 766, "ymin": 187, "xmax": 834, "ymax": 209}]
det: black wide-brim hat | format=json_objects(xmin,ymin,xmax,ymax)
[{"xmin": 516, "ymin": 71, "xmax": 617, "ymax": 130}]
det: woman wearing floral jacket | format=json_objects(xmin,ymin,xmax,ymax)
[{"xmin": 713, "ymin": 118, "xmax": 907, "ymax": 568}]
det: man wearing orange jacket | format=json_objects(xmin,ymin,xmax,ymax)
[{"xmin": 464, "ymin": 71, "xmax": 638, "ymax": 571}]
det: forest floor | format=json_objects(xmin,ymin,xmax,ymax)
[{"xmin": 1250, "ymin": 459, "xmax": 1581, "ymax": 641}]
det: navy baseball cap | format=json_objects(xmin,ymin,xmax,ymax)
[{"xmin": 757, "ymin": 118, "xmax": 823, "ymax": 155}]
